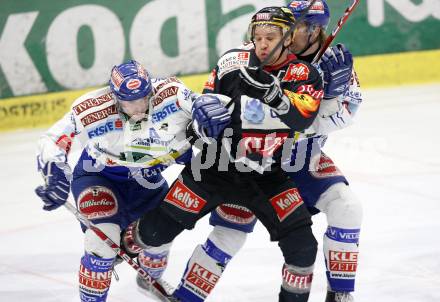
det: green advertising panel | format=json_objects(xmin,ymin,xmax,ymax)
[{"xmin": 1, "ymin": 0, "xmax": 439, "ymax": 98}]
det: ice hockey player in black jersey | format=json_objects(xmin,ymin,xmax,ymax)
[{"xmin": 128, "ymin": 6, "xmax": 324, "ymax": 302}]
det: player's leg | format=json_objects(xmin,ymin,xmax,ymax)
[
  {"xmin": 173, "ymin": 205, "xmax": 257, "ymax": 302},
  {"xmin": 71, "ymin": 176, "xmax": 122, "ymax": 302},
  {"xmin": 278, "ymin": 225, "xmax": 317, "ymax": 302},
  {"xmin": 290, "ymin": 143, "xmax": 362, "ymax": 301},
  {"xmin": 315, "ymin": 183, "xmax": 362, "ymax": 302},
  {"xmin": 134, "ymin": 165, "xmax": 222, "ymax": 297},
  {"xmin": 249, "ymin": 176, "xmax": 317, "ymax": 302}
]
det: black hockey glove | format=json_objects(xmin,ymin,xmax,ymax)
[{"xmin": 239, "ymin": 66, "xmax": 283, "ymax": 107}]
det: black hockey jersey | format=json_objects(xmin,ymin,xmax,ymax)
[{"xmin": 202, "ymin": 47, "xmax": 323, "ymax": 174}]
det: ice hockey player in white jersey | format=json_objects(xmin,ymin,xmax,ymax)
[{"xmin": 34, "ymin": 60, "xmax": 197, "ymax": 302}]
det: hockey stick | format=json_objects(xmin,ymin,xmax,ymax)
[
  {"xmin": 311, "ymin": 0, "xmax": 361, "ymax": 64},
  {"xmin": 93, "ymin": 139, "xmax": 192, "ymax": 169},
  {"xmin": 63, "ymin": 202, "xmax": 177, "ymax": 302}
]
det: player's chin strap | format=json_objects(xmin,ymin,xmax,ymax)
[{"xmin": 63, "ymin": 202, "xmax": 179, "ymax": 302}]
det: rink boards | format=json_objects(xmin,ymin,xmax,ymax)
[{"xmin": 0, "ymin": 49, "xmax": 439, "ymax": 132}]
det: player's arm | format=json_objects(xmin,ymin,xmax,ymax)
[
  {"xmin": 35, "ymin": 108, "xmax": 82, "ymax": 211},
  {"xmin": 307, "ymin": 44, "xmax": 363, "ymax": 135},
  {"xmin": 238, "ymin": 61, "xmax": 323, "ymax": 132}
]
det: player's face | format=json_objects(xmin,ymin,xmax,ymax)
[
  {"xmin": 290, "ymin": 22, "xmax": 312, "ymax": 54},
  {"xmin": 253, "ymin": 25, "xmax": 291, "ymax": 66},
  {"xmin": 118, "ymin": 96, "xmax": 149, "ymax": 121}
]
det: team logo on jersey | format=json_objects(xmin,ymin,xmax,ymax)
[
  {"xmin": 185, "ymin": 263, "xmax": 220, "ymax": 296},
  {"xmin": 329, "ymin": 251, "xmax": 358, "ymax": 273},
  {"xmin": 164, "ymin": 180, "xmax": 207, "ymax": 213},
  {"xmin": 239, "ymin": 132, "xmax": 288, "ymax": 157},
  {"xmin": 282, "ymin": 63, "xmax": 310, "ymax": 82},
  {"xmin": 269, "ymin": 188, "xmax": 303, "ymax": 222},
  {"xmin": 284, "ymin": 90, "xmax": 320, "ymax": 118},
  {"xmin": 77, "ymin": 186, "xmax": 118, "ymax": 219},
  {"xmin": 215, "ymin": 204, "xmax": 256, "ymax": 225},
  {"xmin": 310, "ymin": 152, "xmax": 343, "ymax": 178}
]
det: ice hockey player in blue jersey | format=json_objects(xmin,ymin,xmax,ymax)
[{"xmin": 35, "ymin": 59, "xmax": 198, "ymax": 302}]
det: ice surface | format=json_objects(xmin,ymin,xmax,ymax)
[{"xmin": 0, "ymin": 84, "xmax": 439, "ymax": 301}]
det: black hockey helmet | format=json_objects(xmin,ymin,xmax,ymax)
[{"xmin": 247, "ymin": 6, "xmax": 296, "ymax": 41}]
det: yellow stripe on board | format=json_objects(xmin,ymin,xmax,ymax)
[
  {"xmin": 1, "ymin": 50, "xmax": 439, "ymax": 132},
  {"xmin": 354, "ymin": 49, "xmax": 440, "ymax": 88}
]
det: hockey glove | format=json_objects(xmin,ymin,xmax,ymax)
[
  {"xmin": 239, "ymin": 66, "xmax": 283, "ymax": 107},
  {"xmin": 191, "ymin": 95, "xmax": 231, "ymax": 140},
  {"xmin": 320, "ymin": 43, "xmax": 353, "ymax": 99},
  {"xmin": 35, "ymin": 161, "xmax": 71, "ymax": 211}
]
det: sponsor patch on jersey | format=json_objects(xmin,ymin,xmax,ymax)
[
  {"xmin": 151, "ymin": 102, "xmax": 180, "ymax": 123},
  {"xmin": 269, "ymin": 188, "xmax": 303, "ymax": 222},
  {"xmin": 282, "ymin": 63, "xmax": 310, "ymax": 82},
  {"xmin": 329, "ymin": 251, "xmax": 358, "ymax": 273},
  {"xmin": 152, "ymin": 86, "xmax": 179, "ymax": 107},
  {"xmin": 203, "ymin": 69, "xmax": 216, "ymax": 91},
  {"xmin": 284, "ymin": 90, "xmax": 320, "ymax": 118},
  {"xmin": 282, "ymin": 264, "xmax": 313, "ymax": 291},
  {"xmin": 297, "ymin": 84, "xmax": 324, "ymax": 100},
  {"xmin": 153, "ymin": 76, "xmax": 182, "ymax": 91},
  {"xmin": 217, "ymin": 51, "xmax": 250, "ymax": 79},
  {"xmin": 87, "ymin": 119, "xmax": 123, "ymax": 138},
  {"xmin": 77, "ymin": 186, "xmax": 118, "ymax": 219},
  {"xmin": 310, "ymin": 152, "xmax": 343, "ymax": 178},
  {"xmin": 55, "ymin": 132, "xmax": 75, "ymax": 153},
  {"xmin": 164, "ymin": 180, "xmax": 207, "ymax": 213},
  {"xmin": 215, "ymin": 204, "xmax": 256, "ymax": 225},
  {"xmin": 185, "ymin": 263, "xmax": 220, "ymax": 296},
  {"xmin": 73, "ymin": 93, "xmax": 113, "ymax": 115},
  {"xmin": 239, "ymin": 132, "xmax": 289, "ymax": 157},
  {"xmin": 81, "ymin": 105, "xmax": 118, "ymax": 126}
]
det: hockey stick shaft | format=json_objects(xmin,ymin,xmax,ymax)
[
  {"xmin": 312, "ymin": 0, "xmax": 361, "ymax": 64},
  {"xmin": 63, "ymin": 202, "xmax": 174, "ymax": 302}
]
